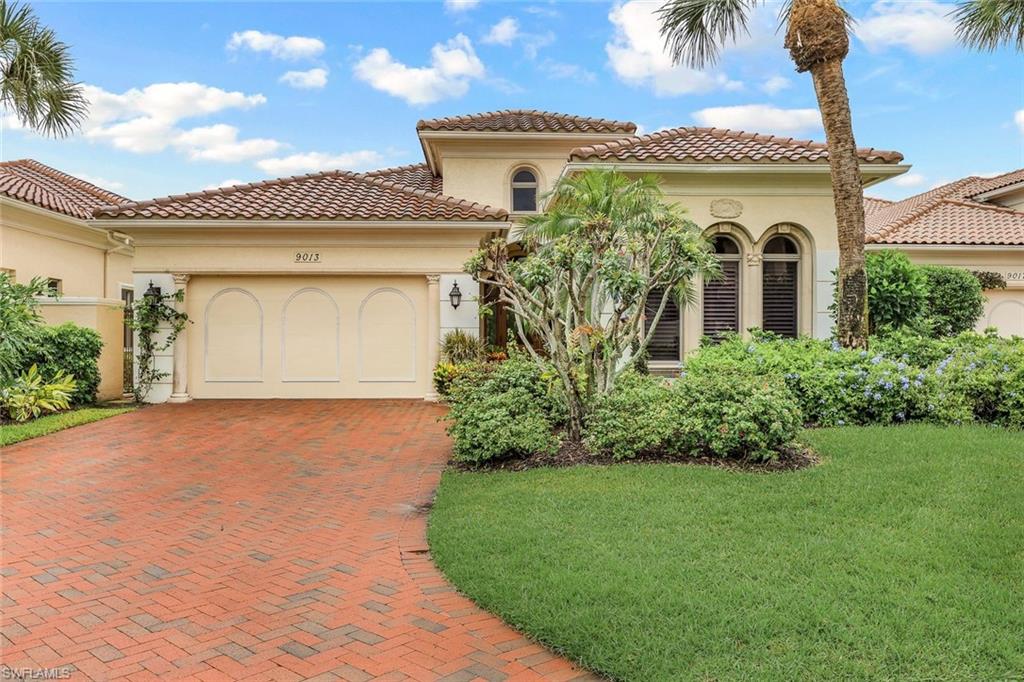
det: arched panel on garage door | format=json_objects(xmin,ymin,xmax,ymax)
[
  {"xmin": 282, "ymin": 287, "xmax": 340, "ymax": 382},
  {"xmin": 358, "ymin": 287, "xmax": 416, "ymax": 382},
  {"xmin": 205, "ymin": 288, "xmax": 263, "ymax": 382},
  {"xmin": 987, "ymin": 298, "xmax": 1024, "ymax": 336}
]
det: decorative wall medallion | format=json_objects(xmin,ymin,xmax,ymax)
[
  {"xmin": 746, "ymin": 253, "xmax": 763, "ymax": 267},
  {"xmin": 710, "ymin": 198, "xmax": 743, "ymax": 219}
]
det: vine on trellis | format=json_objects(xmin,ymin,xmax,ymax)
[{"xmin": 129, "ymin": 285, "xmax": 189, "ymax": 401}]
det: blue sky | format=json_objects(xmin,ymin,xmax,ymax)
[{"xmin": 3, "ymin": 0, "xmax": 1022, "ymax": 201}]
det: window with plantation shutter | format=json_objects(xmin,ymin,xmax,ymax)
[
  {"xmin": 643, "ymin": 288, "xmax": 680, "ymax": 361},
  {"xmin": 703, "ymin": 236, "xmax": 741, "ymax": 341},
  {"xmin": 762, "ymin": 235, "xmax": 799, "ymax": 338}
]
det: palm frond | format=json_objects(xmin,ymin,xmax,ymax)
[
  {"xmin": 953, "ymin": 0, "xmax": 1024, "ymax": 51},
  {"xmin": 658, "ymin": 0, "xmax": 758, "ymax": 69}
]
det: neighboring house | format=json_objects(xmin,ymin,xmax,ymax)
[
  {"xmin": 87, "ymin": 110, "xmax": 912, "ymax": 401},
  {"xmin": 0, "ymin": 160, "xmax": 133, "ymax": 401},
  {"xmin": 866, "ymin": 169, "xmax": 1024, "ymax": 336}
]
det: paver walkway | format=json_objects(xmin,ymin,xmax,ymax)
[{"xmin": 1, "ymin": 401, "xmax": 598, "ymax": 681}]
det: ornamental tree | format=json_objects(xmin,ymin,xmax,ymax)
[{"xmin": 465, "ymin": 168, "xmax": 719, "ymax": 440}]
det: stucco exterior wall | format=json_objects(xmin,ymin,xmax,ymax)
[{"xmin": 38, "ymin": 299, "xmax": 125, "ymax": 401}]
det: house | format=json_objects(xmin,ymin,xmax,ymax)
[
  {"xmin": 865, "ymin": 170, "xmax": 1024, "ymax": 335},
  {"xmin": 9, "ymin": 109, "xmax": 1019, "ymax": 403},
  {"xmin": 0, "ymin": 159, "xmax": 134, "ymax": 401}
]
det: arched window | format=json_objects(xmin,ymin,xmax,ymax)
[
  {"xmin": 511, "ymin": 168, "xmax": 538, "ymax": 212},
  {"xmin": 703, "ymin": 235, "xmax": 741, "ymax": 340},
  {"xmin": 644, "ymin": 289, "xmax": 681, "ymax": 362},
  {"xmin": 762, "ymin": 235, "xmax": 800, "ymax": 338}
]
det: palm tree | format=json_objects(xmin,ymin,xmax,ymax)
[
  {"xmin": 953, "ymin": 0, "xmax": 1024, "ymax": 51},
  {"xmin": 659, "ymin": 0, "xmax": 870, "ymax": 348},
  {"xmin": 0, "ymin": 0, "xmax": 87, "ymax": 137}
]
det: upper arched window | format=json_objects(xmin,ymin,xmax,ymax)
[
  {"xmin": 762, "ymin": 235, "xmax": 800, "ymax": 338},
  {"xmin": 511, "ymin": 168, "xmax": 538, "ymax": 212}
]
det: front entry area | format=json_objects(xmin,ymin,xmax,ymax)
[{"xmin": 187, "ymin": 275, "xmax": 429, "ymax": 399}]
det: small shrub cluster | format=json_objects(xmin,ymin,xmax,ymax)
[
  {"xmin": 685, "ymin": 332, "xmax": 1024, "ymax": 429},
  {"xmin": 444, "ymin": 350, "xmax": 566, "ymax": 463},
  {"xmin": 23, "ymin": 324, "xmax": 103, "ymax": 404},
  {"xmin": 0, "ymin": 365, "xmax": 76, "ymax": 423},
  {"xmin": 586, "ymin": 370, "xmax": 802, "ymax": 461}
]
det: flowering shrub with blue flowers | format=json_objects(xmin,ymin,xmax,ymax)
[{"xmin": 683, "ymin": 331, "xmax": 1024, "ymax": 429}]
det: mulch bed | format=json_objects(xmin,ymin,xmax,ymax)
[{"xmin": 454, "ymin": 440, "xmax": 821, "ymax": 474}]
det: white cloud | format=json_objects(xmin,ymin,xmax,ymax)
[
  {"xmin": 761, "ymin": 75, "xmax": 791, "ymax": 95},
  {"xmin": 692, "ymin": 104, "xmax": 822, "ymax": 134},
  {"xmin": 75, "ymin": 173, "xmax": 124, "ymax": 190},
  {"xmin": 353, "ymin": 34, "xmax": 485, "ymax": 105},
  {"xmin": 606, "ymin": 0, "xmax": 742, "ymax": 96},
  {"xmin": 540, "ymin": 59, "xmax": 596, "ymax": 83},
  {"xmin": 856, "ymin": 0, "xmax": 957, "ymax": 55},
  {"xmin": 279, "ymin": 67, "xmax": 329, "ymax": 89},
  {"xmin": 174, "ymin": 124, "xmax": 283, "ymax": 162},
  {"xmin": 227, "ymin": 30, "xmax": 325, "ymax": 60},
  {"xmin": 204, "ymin": 179, "xmax": 247, "ymax": 190},
  {"xmin": 78, "ymin": 82, "xmax": 274, "ymax": 159},
  {"xmin": 892, "ymin": 172, "xmax": 926, "ymax": 188},
  {"xmin": 483, "ymin": 17, "xmax": 519, "ymax": 46},
  {"xmin": 444, "ymin": 0, "xmax": 480, "ymax": 12},
  {"xmin": 1015, "ymin": 109, "xmax": 1024, "ymax": 134},
  {"xmin": 255, "ymin": 150, "xmax": 384, "ymax": 176}
]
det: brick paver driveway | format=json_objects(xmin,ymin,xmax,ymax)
[{"xmin": 2, "ymin": 401, "xmax": 596, "ymax": 681}]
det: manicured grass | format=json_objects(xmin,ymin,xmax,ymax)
[
  {"xmin": 429, "ymin": 425, "xmax": 1024, "ymax": 681},
  {"xmin": 1, "ymin": 407, "xmax": 135, "ymax": 447}
]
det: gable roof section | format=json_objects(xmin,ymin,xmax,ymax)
[
  {"xmin": 863, "ymin": 196, "xmax": 893, "ymax": 215},
  {"xmin": 569, "ymin": 127, "xmax": 903, "ymax": 165},
  {"xmin": 93, "ymin": 170, "xmax": 507, "ymax": 221},
  {"xmin": 0, "ymin": 159, "xmax": 130, "ymax": 220},
  {"xmin": 417, "ymin": 110, "xmax": 637, "ymax": 135},
  {"xmin": 363, "ymin": 163, "xmax": 442, "ymax": 193},
  {"xmin": 866, "ymin": 170, "xmax": 1024, "ymax": 245}
]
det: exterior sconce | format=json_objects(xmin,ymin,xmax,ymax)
[
  {"xmin": 448, "ymin": 282, "xmax": 463, "ymax": 309},
  {"xmin": 144, "ymin": 281, "xmax": 162, "ymax": 300}
]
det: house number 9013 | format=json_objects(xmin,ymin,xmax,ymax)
[{"xmin": 295, "ymin": 252, "xmax": 321, "ymax": 263}]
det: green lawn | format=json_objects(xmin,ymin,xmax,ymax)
[
  {"xmin": 1, "ymin": 406, "xmax": 135, "ymax": 447},
  {"xmin": 429, "ymin": 425, "xmax": 1024, "ymax": 681}
]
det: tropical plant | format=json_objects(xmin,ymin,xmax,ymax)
[
  {"xmin": 465, "ymin": 168, "xmax": 719, "ymax": 440},
  {"xmin": 0, "ymin": 0, "xmax": 87, "ymax": 136},
  {"xmin": 129, "ymin": 285, "xmax": 189, "ymax": 401},
  {"xmin": 659, "ymin": 0, "xmax": 870, "ymax": 348},
  {"xmin": 953, "ymin": 0, "xmax": 1024, "ymax": 51},
  {"xmin": 440, "ymin": 329, "xmax": 486, "ymax": 364},
  {"xmin": 0, "ymin": 272, "xmax": 49, "ymax": 381},
  {"xmin": 23, "ymin": 323, "xmax": 102, "ymax": 404},
  {"xmin": 0, "ymin": 364, "xmax": 75, "ymax": 422}
]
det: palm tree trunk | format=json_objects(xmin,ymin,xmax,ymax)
[{"xmin": 809, "ymin": 58, "xmax": 869, "ymax": 349}]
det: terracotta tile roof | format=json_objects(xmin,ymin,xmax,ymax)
[
  {"xmin": 363, "ymin": 163, "xmax": 442, "ymax": 193},
  {"xmin": 863, "ymin": 196, "xmax": 893, "ymax": 215},
  {"xmin": 0, "ymin": 159, "xmax": 130, "ymax": 220},
  {"xmin": 866, "ymin": 170, "xmax": 1024, "ymax": 245},
  {"xmin": 569, "ymin": 126, "xmax": 903, "ymax": 165},
  {"xmin": 93, "ymin": 170, "xmax": 507, "ymax": 221},
  {"xmin": 416, "ymin": 110, "xmax": 637, "ymax": 135}
]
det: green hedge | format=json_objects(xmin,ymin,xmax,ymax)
[{"xmin": 23, "ymin": 323, "xmax": 103, "ymax": 404}]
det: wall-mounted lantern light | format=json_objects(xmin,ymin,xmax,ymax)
[
  {"xmin": 448, "ymin": 282, "xmax": 463, "ymax": 309},
  {"xmin": 144, "ymin": 281, "xmax": 162, "ymax": 300}
]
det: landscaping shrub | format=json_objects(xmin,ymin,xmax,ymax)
[
  {"xmin": 865, "ymin": 250, "xmax": 927, "ymax": 333},
  {"xmin": 585, "ymin": 372, "xmax": 674, "ymax": 459},
  {"xmin": 440, "ymin": 329, "xmax": 486, "ymax": 364},
  {"xmin": 973, "ymin": 270, "xmax": 1007, "ymax": 290},
  {"xmin": 0, "ymin": 365, "xmax": 76, "ymax": 423},
  {"xmin": 24, "ymin": 324, "xmax": 103, "ymax": 404},
  {"xmin": 921, "ymin": 265, "xmax": 985, "ymax": 336},
  {"xmin": 445, "ymin": 351, "xmax": 565, "ymax": 463},
  {"xmin": 672, "ymin": 369, "xmax": 803, "ymax": 460}
]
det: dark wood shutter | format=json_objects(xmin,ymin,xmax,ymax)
[
  {"xmin": 703, "ymin": 260, "xmax": 740, "ymax": 340},
  {"xmin": 644, "ymin": 289, "xmax": 680, "ymax": 361},
  {"xmin": 762, "ymin": 261, "xmax": 798, "ymax": 337}
]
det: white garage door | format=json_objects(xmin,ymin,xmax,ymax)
[
  {"xmin": 978, "ymin": 289, "xmax": 1024, "ymax": 337},
  {"xmin": 188, "ymin": 276, "xmax": 429, "ymax": 398}
]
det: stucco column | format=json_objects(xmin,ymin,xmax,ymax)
[
  {"xmin": 425, "ymin": 274, "xmax": 441, "ymax": 402},
  {"xmin": 167, "ymin": 273, "xmax": 191, "ymax": 404},
  {"xmin": 745, "ymin": 253, "xmax": 763, "ymax": 335}
]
